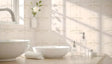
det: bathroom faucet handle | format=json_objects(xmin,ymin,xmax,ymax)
[
  {"xmin": 80, "ymin": 32, "xmax": 85, "ymax": 39},
  {"xmin": 82, "ymin": 32, "xmax": 85, "ymax": 39},
  {"xmin": 73, "ymin": 41, "xmax": 76, "ymax": 47}
]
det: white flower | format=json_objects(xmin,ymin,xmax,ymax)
[{"xmin": 33, "ymin": 6, "xmax": 39, "ymax": 12}]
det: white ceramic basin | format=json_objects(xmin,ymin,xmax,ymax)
[
  {"xmin": 33, "ymin": 46, "xmax": 70, "ymax": 58},
  {"xmin": 0, "ymin": 40, "xmax": 30, "ymax": 61}
]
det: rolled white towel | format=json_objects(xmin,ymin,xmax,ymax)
[{"xmin": 25, "ymin": 51, "xmax": 44, "ymax": 60}]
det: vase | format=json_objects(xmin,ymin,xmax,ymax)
[{"xmin": 31, "ymin": 17, "xmax": 37, "ymax": 28}]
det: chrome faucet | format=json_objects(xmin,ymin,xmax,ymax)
[{"xmin": 0, "ymin": 8, "xmax": 15, "ymax": 22}]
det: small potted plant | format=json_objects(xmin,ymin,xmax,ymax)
[{"xmin": 31, "ymin": 0, "xmax": 43, "ymax": 28}]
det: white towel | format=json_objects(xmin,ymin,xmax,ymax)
[{"xmin": 25, "ymin": 51, "xmax": 44, "ymax": 60}]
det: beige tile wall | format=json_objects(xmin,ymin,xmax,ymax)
[
  {"xmin": 65, "ymin": 0, "xmax": 112, "ymax": 55},
  {"xmin": 0, "ymin": 0, "xmax": 112, "ymax": 56},
  {"xmin": 0, "ymin": 0, "xmax": 68, "ymax": 46}
]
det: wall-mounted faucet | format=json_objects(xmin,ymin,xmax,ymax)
[{"xmin": 0, "ymin": 8, "xmax": 15, "ymax": 22}]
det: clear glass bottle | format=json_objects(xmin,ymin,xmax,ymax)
[
  {"xmin": 71, "ymin": 41, "xmax": 76, "ymax": 56},
  {"xmin": 80, "ymin": 32, "xmax": 87, "ymax": 56}
]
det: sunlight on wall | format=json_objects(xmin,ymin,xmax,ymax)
[
  {"xmin": 51, "ymin": 0, "xmax": 112, "ymax": 55},
  {"xmin": 51, "ymin": 0, "xmax": 100, "ymax": 53},
  {"xmin": 66, "ymin": 1, "xmax": 100, "ymax": 51},
  {"xmin": 102, "ymin": 15, "xmax": 112, "ymax": 33},
  {"xmin": 51, "ymin": 0, "xmax": 64, "ymax": 35},
  {"xmin": 66, "ymin": 2, "xmax": 99, "ymax": 29},
  {"xmin": 102, "ymin": 15, "xmax": 112, "ymax": 55},
  {"xmin": 19, "ymin": 0, "xmax": 24, "ymax": 25}
]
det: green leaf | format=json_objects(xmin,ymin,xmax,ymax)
[
  {"xmin": 39, "ymin": 9, "xmax": 41, "ymax": 11},
  {"xmin": 36, "ymin": 2, "xmax": 38, "ymax": 6},
  {"xmin": 39, "ymin": 5, "xmax": 42, "ymax": 7},
  {"xmin": 39, "ymin": 1, "xmax": 42, "ymax": 3},
  {"xmin": 32, "ymin": 11, "xmax": 37, "ymax": 17},
  {"xmin": 30, "ymin": 2, "xmax": 32, "ymax": 5},
  {"xmin": 31, "ymin": 8, "xmax": 33, "ymax": 10}
]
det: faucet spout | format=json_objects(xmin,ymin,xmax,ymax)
[{"xmin": 0, "ymin": 8, "xmax": 15, "ymax": 22}]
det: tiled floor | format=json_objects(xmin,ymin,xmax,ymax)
[{"xmin": 0, "ymin": 55, "xmax": 102, "ymax": 64}]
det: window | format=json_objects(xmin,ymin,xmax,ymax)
[{"xmin": 0, "ymin": 0, "xmax": 24, "ymax": 24}]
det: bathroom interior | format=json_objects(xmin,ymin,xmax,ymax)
[{"xmin": 0, "ymin": 0, "xmax": 112, "ymax": 64}]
